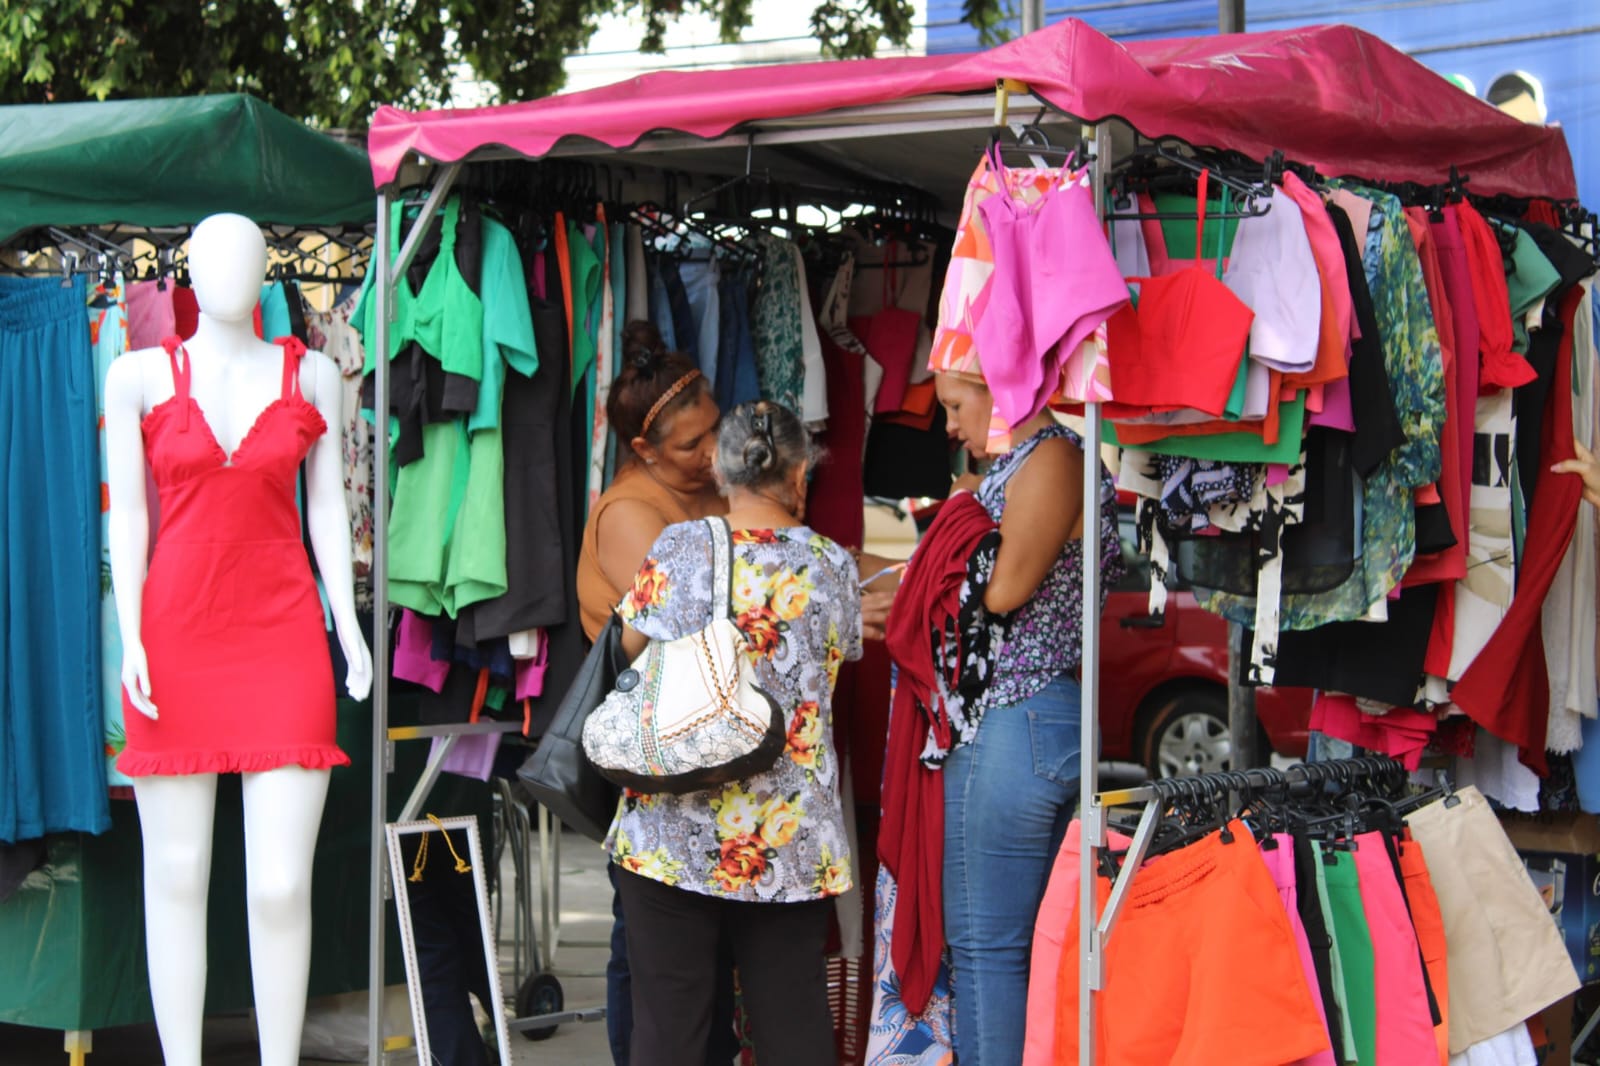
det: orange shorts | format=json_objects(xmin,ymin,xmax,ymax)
[
  {"xmin": 1399, "ymin": 831, "xmax": 1450, "ymax": 1066},
  {"xmin": 1053, "ymin": 822, "xmax": 1330, "ymax": 1066}
]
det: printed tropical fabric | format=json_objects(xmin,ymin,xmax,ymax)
[
  {"xmin": 866, "ymin": 864, "xmax": 957, "ymax": 1065},
  {"xmin": 91, "ymin": 277, "xmax": 131, "ymax": 787},
  {"xmin": 606, "ymin": 521, "xmax": 863, "ymax": 902},
  {"xmin": 749, "ymin": 233, "xmax": 806, "ymax": 414},
  {"xmin": 1201, "ymin": 185, "xmax": 1445, "ymax": 631},
  {"xmin": 975, "ymin": 424, "xmax": 1123, "ymax": 711},
  {"xmin": 920, "ymin": 532, "xmax": 1003, "ymax": 768},
  {"xmin": 305, "ymin": 288, "xmax": 374, "ymax": 609}
]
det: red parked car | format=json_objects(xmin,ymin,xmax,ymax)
[{"xmin": 1099, "ymin": 504, "xmax": 1313, "ymax": 778}]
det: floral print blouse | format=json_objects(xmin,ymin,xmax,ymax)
[
  {"xmin": 607, "ymin": 521, "xmax": 863, "ymax": 902},
  {"xmin": 975, "ymin": 424, "xmax": 1123, "ymax": 711}
]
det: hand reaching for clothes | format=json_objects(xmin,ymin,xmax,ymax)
[{"xmin": 1553, "ymin": 438, "xmax": 1600, "ymax": 509}]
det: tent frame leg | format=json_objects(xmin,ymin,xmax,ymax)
[
  {"xmin": 1079, "ymin": 120, "xmax": 1109, "ymax": 1066},
  {"xmin": 366, "ymin": 160, "xmax": 464, "ymax": 1066}
]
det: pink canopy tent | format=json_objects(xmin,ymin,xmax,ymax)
[
  {"xmin": 360, "ymin": 19, "xmax": 1582, "ymax": 1061},
  {"xmin": 368, "ymin": 19, "xmax": 1576, "ymax": 200}
]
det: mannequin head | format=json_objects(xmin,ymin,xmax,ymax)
[{"xmin": 188, "ymin": 213, "xmax": 268, "ymax": 323}]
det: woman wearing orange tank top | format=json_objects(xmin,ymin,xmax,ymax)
[{"xmin": 577, "ymin": 320, "xmax": 727, "ymax": 642}]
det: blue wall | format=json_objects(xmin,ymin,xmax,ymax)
[{"xmin": 925, "ymin": 0, "xmax": 1600, "ymax": 207}]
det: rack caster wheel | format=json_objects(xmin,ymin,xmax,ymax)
[{"xmin": 516, "ymin": 972, "xmax": 564, "ymax": 1041}]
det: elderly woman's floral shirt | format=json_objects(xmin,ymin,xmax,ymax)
[{"xmin": 605, "ymin": 521, "xmax": 863, "ymax": 902}]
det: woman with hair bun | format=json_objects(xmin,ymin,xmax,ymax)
[
  {"xmin": 578, "ymin": 320, "xmax": 735, "ymax": 1066},
  {"xmin": 611, "ymin": 400, "xmax": 862, "ymax": 1066}
]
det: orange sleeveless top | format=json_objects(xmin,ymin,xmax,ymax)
[{"xmin": 576, "ymin": 464, "xmax": 726, "ymax": 642}]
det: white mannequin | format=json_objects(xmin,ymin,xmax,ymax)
[{"xmin": 103, "ymin": 213, "xmax": 373, "ymax": 1066}]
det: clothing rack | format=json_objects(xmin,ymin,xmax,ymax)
[
  {"xmin": 1080, "ymin": 756, "xmax": 1412, "ymax": 994},
  {"xmin": 364, "ymin": 95, "xmax": 1076, "ymax": 1061},
  {"xmin": 0, "ymin": 221, "xmax": 372, "ymax": 286}
]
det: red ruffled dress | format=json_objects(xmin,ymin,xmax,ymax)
[{"xmin": 118, "ymin": 336, "xmax": 347, "ymax": 776}]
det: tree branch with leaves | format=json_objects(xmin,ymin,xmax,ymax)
[{"xmin": 0, "ymin": 0, "xmax": 1011, "ymax": 129}]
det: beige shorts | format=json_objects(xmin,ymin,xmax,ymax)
[{"xmin": 1407, "ymin": 785, "xmax": 1578, "ymax": 1053}]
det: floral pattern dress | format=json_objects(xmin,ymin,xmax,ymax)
[
  {"xmin": 305, "ymin": 289, "xmax": 374, "ymax": 610},
  {"xmin": 750, "ymin": 233, "xmax": 807, "ymax": 415},
  {"xmin": 92, "ymin": 277, "xmax": 131, "ymax": 786},
  {"xmin": 607, "ymin": 521, "xmax": 863, "ymax": 902}
]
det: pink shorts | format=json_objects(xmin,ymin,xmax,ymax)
[
  {"xmin": 1353, "ymin": 832, "xmax": 1438, "ymax": 1066},
  {"xmin": 1261, "ymin": 836, "xmax": 1336, "ymax": 1066},
  {"xmin": 1024, "ymin": 821, "xmax": 1131, "ymax": 1066}
]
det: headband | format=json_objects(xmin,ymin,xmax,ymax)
[{"xmin": 640, "ymin": 369, "xmax": 702, "ymax": 438}]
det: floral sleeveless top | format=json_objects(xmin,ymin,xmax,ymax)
[{"xmin": 975, "ymin": 424, "xmax": 1123, "ymax": 711}]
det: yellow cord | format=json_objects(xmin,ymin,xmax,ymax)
[
  {"xmin": 407, "ymin": 814, "xmax": 472, "ymax": 882},
  {"xmin": 408, "ymin": 831, "xmax": 429, "ymax": 883},
  {"xmin": 430, "ymin": 813, "xmax": 473, "ymax": 874}
]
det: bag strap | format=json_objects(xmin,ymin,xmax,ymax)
[{"xmin": 708, "ymin": 518, "xmax": 734, "ymax": 623}]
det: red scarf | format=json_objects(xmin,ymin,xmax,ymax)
[{"xmin": 879, "ymin": 491, "xmax": 998, "ymax": 1013}]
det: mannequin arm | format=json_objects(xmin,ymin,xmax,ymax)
[
  {"xmin": 104, "ymin": 351, "xmax": 159, "ymax": 718},
  {"xmin": 302, "ymin": 351, "xmax": 373, "ymax": 701}
]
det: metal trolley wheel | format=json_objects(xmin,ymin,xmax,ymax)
[{"xmin": 514, "ymin": 971, "xmax": 565, "ymax": 1042}]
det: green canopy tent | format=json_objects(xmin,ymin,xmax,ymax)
[{"xmin": 0, "ymin": 93, "xmax": 373, "ymax": 242}]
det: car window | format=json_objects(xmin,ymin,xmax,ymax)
[
  {"xmin": 1116, "ymin": 511, "xmax": 1151, "ymax": 592},
  {"xmin": 1114, "ymin": 507, "xmax": 1189, "ymax": 593}
]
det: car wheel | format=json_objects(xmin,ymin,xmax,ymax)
[{"xmin": 1139, "ymin": 690, "xmax": 1232, "ymax": 780}]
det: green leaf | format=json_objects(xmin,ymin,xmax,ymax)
[{"xmin": 0, "ymin": 0, "xmax": 1004, "ymax": 127}]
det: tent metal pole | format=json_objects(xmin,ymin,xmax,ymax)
[
  {"xmin": 1219, "ymin": 0, "xmax": 1246, "ymax": 33},
  {"xmin": 1022, "ymin": 0, "xmax": 1045, "ymax": 34},
  {"xmin": 363, "ymin": 160, "xmax": 464, "ymax": 1062},
  {"xmin": 393, "ymin": 164, "xmax": 463, "ymax": 279},
  {"xmin": 473, "ymin": 103, "xmax": 1056, "ymax": 165},
  {"xmin": 1079, "ymin": 120, "xmax": 1108, "ymax": 1066},
  {"xmin": 367, "ymin": 187, "xmax": 392, "ymax": 1066},
  {"xmin": 367, "ymin": 161, "xmax": 464, "ymax": 1064}
]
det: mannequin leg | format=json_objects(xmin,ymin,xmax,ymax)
[
  {"xmin": 241, "ymin": 766, "xmax": 331, "ymax": 1066},
  {"xmin": 132, "ymin": 773, "xmax": 220, "ymax": 1066}
]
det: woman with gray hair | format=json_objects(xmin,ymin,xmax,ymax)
[{"xmin": 607, "ymin": 400, "xmax": 863, "ymax": 1066}]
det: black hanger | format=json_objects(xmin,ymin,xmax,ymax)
[
  {"xmin": 985, "ymin": 125, "xmax": 1079, "ymax": 167},
  {"xmin": 1108, "ymin": 139, "xmax": 1273, "ymax": 205}
]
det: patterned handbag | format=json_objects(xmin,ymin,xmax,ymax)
[{"xmin": 581, "ymin": 518, "xmax": 787, "ymax": 795}]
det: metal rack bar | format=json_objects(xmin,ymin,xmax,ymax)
[
  {"xmin": 1091, "ymin": 793, "xmax": 1159, "ymax": 969},
  {"xmin": 1078, "ymin": 118, "xmax": 1108, "ymax": 1066},
  {"xmin": 447, "ymin": 94, "xmax": 1061, "ymax": 165},
  {"xmin": 388, "ymin": 720, "xmax": 526, "ymax": 741},
  {"xmin": 367, "ymin": 159, "xmax": 472, "ymax": 1065},
  {"xmin": 398, "ymin": 735, "xmax": 459, "ymax": 824},
  {"xmin": 366, "ymin": 188, "xmax": 391, "ymax": 1066}
]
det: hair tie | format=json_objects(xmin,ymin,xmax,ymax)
[{"xmin": 640, "ymin": 370, "xmax": 701, "ymax": 438}]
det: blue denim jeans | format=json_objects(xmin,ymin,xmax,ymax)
[
  {"xmin": 677, "ymin": 257, "xmax": 722, "ymax": 385},
  {"xmin": 943, "ymin": 675, "xmax": 1082, "ymax": 1066}
]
